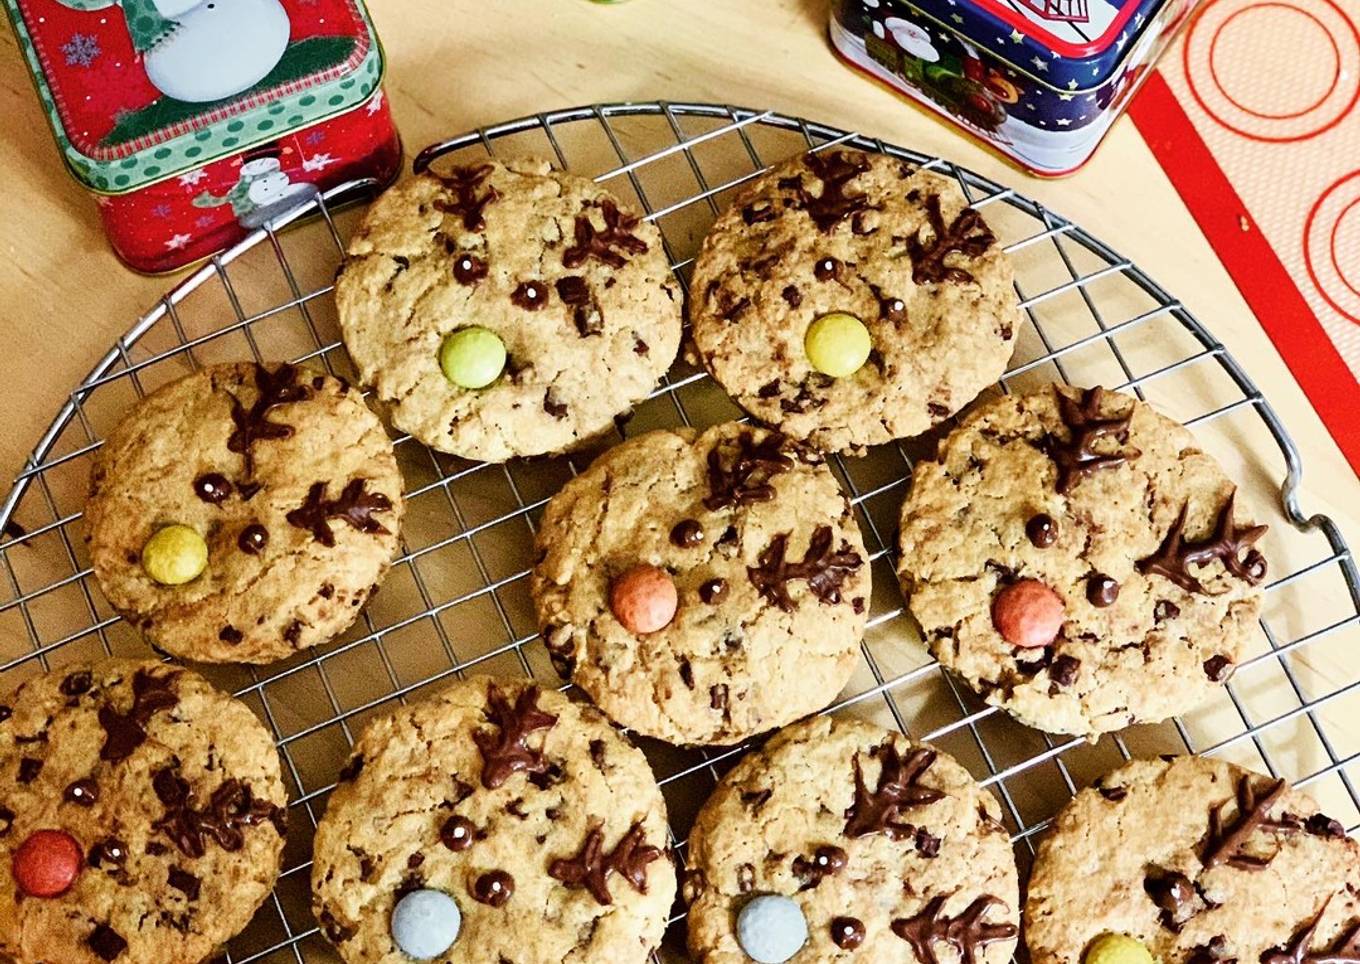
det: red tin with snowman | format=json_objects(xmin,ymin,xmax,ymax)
[{"xmin": 4, "ymin": 0, "xmax": 400, "ymax": 272}]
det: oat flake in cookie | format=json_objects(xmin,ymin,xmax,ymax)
[
  {"xmin": 0, "ymin": 659, "xmax": 287, "ymax": 964},
  {"xmin": 310, "ymin": 675, "xmax": 674, "ymax": 963},
  {"xmin": 335, "ymin": 157, "xmax": 682, "ymax": 462},
  {"xmin": 86, "ymin": 363, "xmax": 404, "ymax": 664},
  {"xmin": 898, "ymin": 384, "xmax": 1267, "ymax": 737},
  {"xmin": 531, "ymin": 423, "xmax": 870, "ymax": 745},
  {"xmin": 689, "ymin": 148, "xmax": 1022, "ymax": 453},
  {"xmin": 685, "ymin": 715, "xmax": 1019, "ymax": 963},
  {"xmin": 1025, "ymin": 755, "xmax": 1360, "ymax": 962}
]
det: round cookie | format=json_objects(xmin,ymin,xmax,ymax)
[
  {"xmin": 86, "ymin": 362, "xmax": 405, "ymax": 664},
  {"xmin": 0, "ymin": 658, "xmax": 287, "ymax": 964},
  {"xmin": 1025, "ymin": 755, "xmax": 1360, "ymax": 962},
  {"xmin": 310, "ymin": 675, "xmax": 674, "ymax": 963},
  {"xmin": 684, "ymin": 715, "xmax": 1020, "ymax": 963},
  {"xmin": 335, "ymin": 157, "xmax": 683, "ymax": 462},
  {"xmin": 689, "ymin": 148, "xmax": 1022, "ymax": 453},
  {"xmin": 531, "ymin": 423, "xmax": 870, "ymax": 745},
  {"xmin": 897, "ymin": 384, "xmax": 1268, "ymax": 737}
]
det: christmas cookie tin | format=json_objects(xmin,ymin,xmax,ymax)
[
  {"xmin": 3, "ymin": 0, "xmax": 400, "ymax": 272},
  {"xmin": 831, "ymin": 0, "xmax": 1198, "ymax": 175}
]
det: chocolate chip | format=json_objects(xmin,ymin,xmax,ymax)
[
  {"xmin": 544, "ymin": 389, "xmax": 568, "ymax": 420},
  {"xmin": 736, "ymin": 862, "xmax": 755, "ymax": 893},
  {"xmin": 1304, "ymin": 812, "xmax": 1345, "ymax": 838},
  {"xmin": 680, "ymin": 868, "xmax": 707, "ymax": 904},
  {"xmin": 511, "ymin": 280, "xmax": 548, "ymax": 310},
  {"xmin": 1097, "ymin": 784, "xmax": 1128, "ymax": 802},
  {"xmin": 831, "ymin": 917, "xmax": 865, "ymax": 949},
  {"xmin": 61, "ymin": 671, "xmax": 94, "ymax": 697},
  {"xmin": 633, "ymin": 336, "xmax": 649, "ymax": 355},
  {"xmin": 678, "ymin": 659, "xmax": 694, "ymax": 690},
  {"xmin": 915, "ymin": 828, "xmax": 941, "ymax": 857},
  {"xmin": 337, "ymin": 755, "xmax": 364, "ymax": 783},
  {"xmin": 64, "ymin": 778, "xmax": 98, "ymax": 806},
  {"xmin": 193, "ymin": 473, "xmax": 233, "ymax": 505},
  {"xmin": 452, "ymin": 253, "xmax": 488, "ymax": 285},
  {"xmin": 218, "ymin": 626, "xmax": 243, "ymax": 645},
  {"xmin": 0, "ymin": 805, "xmax": 13, "ymax": 836},
  {"xmin": 742, "ymin": 202, "xmax": 775, "ymax": 224},
  {"xmin": 1049, "ymin": 655, "xmax": 1080, "ymax": 687},
  {"xmin": 440, "ymin": 815, "xmax": 476, "ymax": 851},
  {"xmin": 589, "ymin": 739, "xmax": 606, "ymax": 770},
  {"xmin": 1026, "ymin": 513, "xmax": 1058, "ymax": 548},
  {"xmin": 1154, "ymin": 599, "xmax": 1180, "ymax": 622},
  {"xmin": 87, "ymin": 925, "xmax": 128, "ymax": 961},
  {"xmin": 238, "ymin": 524, "xmax": 268, "ymax": 555},
  {"xmin": 284, "ymin": 621, "xmax": 303, "ymax": 646},
  {"xmin": 318, "ymin": 583, "xmax": 334, "ymax": 599},
  {"xmin": 472, "ymin": 870, "xmax": 514, "ymax": 907},
  {"xmin": 89, "ymin": 838, "xmax": 126, "ymax": 867},
  {"xmin": 1203, "ymin": 655, "xmax": 1233, "ymax": 682},
  {"xmin": 710, "ymin": 684, "xmax": 729, "ymax": 711},
  {"xmin": 741, "ymin": 788, "xmax": 772, "ymax": 812},
  {"xmin": 1087, "ymin": 574, "xmax": 1119, "ymax": 607},
  {"xmin": 407, "ymin": 853, "xmax": 426, "ymax": 870},
  {"xmin": 758, "ymin": 379, "xmax": 782, "ymax": 399},
  {"xmin": 18, "ymin": 757, "xmax": 42, "ymax": 783},
  {"xmin": 699, "ymin": 578, "xmax": 728, "ymax": 604},
  {"xmin": 168, "ymin": 867, "xmax": 201, "ymax": 900},
  {"xmin": 781, "ymin": 285, "xmax": 802, "ymax": 307},
  {"xmin": 0, "ymin": 706, "xmax": 10, "ymax": 724},
  {"xmin": 792, "ymin": 845, "xmax": 847, "ymax": 886},
  {"xmin": 670, "ymin": 519, "xmax": 704, "ymax": 548}
]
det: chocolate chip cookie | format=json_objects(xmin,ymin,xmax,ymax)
[
  {"xmin": 310, "ymin": 675, "xmax": 675, "ymax": 963},
  {"xmin": 86, "ymin": 362, "xmax": 405, "ymax": 664},
  {"xmin": 685, "ymin": 714, "xmax": 1020, "ymax": 962},
  {"xmin": 1025, "ymin": 755, "xmax": 1360, "ymax": 962},
  {"xmin": 335, "ymin": 157, "xmax": 683, "ymax": 462},
  {"xmin": 0, "ymin": 659, "xmax": 287, "ymax": 964},
  {"xmin": 689, "ymin": 148, "xmax": 1022, "ymax": 453},
  {"xmin": 531, "ymin": 423, "xmax": 870, "ymax": 745},
  {"xmin": 898, "ymin": 385, "xmax": 1267, "ymax": 737}
]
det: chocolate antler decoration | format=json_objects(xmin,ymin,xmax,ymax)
[
  {"xmin": 1045, "ymin": 386, "xmax": 1140, "ymax": 494},
  {"xmin": 1261, "ymin": 901, "xmax": 1360, "ymax": 964},
  {"xmin": 703, "ymin": 432, "xmax": 794, "ymax": 510},
  {"xmin": 796, "ymin": 150, "xmax": 877, "ymax": 233},
  {"xmin": 1137, "ymin": 492, "xmax": 1268, "ymax": 594},
  {"xmin": 285, "ymin": 478, "xmax": 393, "ymax": 548},
  {"xmin": 844, "ymin": 743, "xmax": 944, "ymax": 839},
  {"xmin": 1201, "ymin": 775, "xmax": 1298, "ymax": 871},
  {"xmin": 748, "ymin": 526, "xmax": 863, "ymax": 612},
  {"xmin": 152, "ymin": 768, "xmax": 284, "ymax": 858},
  {"xmin": 907, "ymin": 194, "xmax": 996, "ymax": 285},
  {"xmin": 98, "ymin": 668, "xmax": 180, "ymax": 763},
  {"xmin": 472, "ymin": 683, "xmax": 558, "ymax": 789},
  {"xmin": 563, "ymin": 199, "xmax": 649, "ymax": 269},
  {"xmin": 433, "ymin": 163, "xmax": 500, "ymax": 231},
  {"xmin": 891, "ymin": 894, "xmax": 1018, "ymax": 964},
  {"xmin": 227, "ymin": 363, "xmax": 311, "ymax": 482},
  {"xmin": 547, "ymin": 820, "xmax": 662, "ymax": 905}
]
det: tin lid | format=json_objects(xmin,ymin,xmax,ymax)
[
  {"xmin": 863, "ymin": 0, "xmax": 1172, "ymax": 90},
  {"xmin": 4, "ymin": 0, "xmax": 383, "ymax": 193}
]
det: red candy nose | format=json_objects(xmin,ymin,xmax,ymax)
[
  {"xmin": 13, "ymin": 829, "xmax": 83, "ymax": 898},
  {"xmin": 991, "ymin": 579, "xmax": 1066, "ymax": 648}
]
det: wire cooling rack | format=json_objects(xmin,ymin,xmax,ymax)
[{"xmin": 1, "ymin": 103, "xmax": 1358, "ymax": 963}]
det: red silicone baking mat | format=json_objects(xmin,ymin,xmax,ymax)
[{"xmin": 1128, "ymin": 0, "xmax": 1360, "ymax": 472}]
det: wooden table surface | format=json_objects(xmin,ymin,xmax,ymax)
[{"xmin": 1, "ymin": 0, "xmax": 1355, "ymax": 534}]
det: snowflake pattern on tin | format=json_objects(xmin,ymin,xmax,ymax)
[{"xmin": 61, "ymin": 33, "xmax": 100, "ymax": 68}]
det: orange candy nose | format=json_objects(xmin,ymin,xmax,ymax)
[
  {"xmin": 610, "ymin": 564, "xmax": 679, "ymax": 635},
  {"xmin": 13, "ymin": 829, "xmax": 83, "ymax": 898},
  {"xmin": 991, "ymin": 579, "xmax": 1066, "ymax": 648}
]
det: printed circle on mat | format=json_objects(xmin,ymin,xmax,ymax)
[
  {"xmin": 1183, "ymin": 0, "xmax": 1360, "ymax": 141},
  {"xmin": 1304, "ymin": 170, "xmax": 1360, "ymax": 324}
]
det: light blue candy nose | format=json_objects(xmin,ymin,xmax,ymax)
[
  {"xmin": 391, "ymin": 888, "xmax": 462, "ymax": 959},
  {"xmin": 737, "ymin": 893, "xmax": 809, "ymax": 963}
]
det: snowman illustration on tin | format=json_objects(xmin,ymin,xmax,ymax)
[
  {"xmin": 56, "ymin": 0, "xmax": 291, "ymax": 103},
  {"xmin": 193, "ymin": 146, "xmax": 318, "ymax": 228}
]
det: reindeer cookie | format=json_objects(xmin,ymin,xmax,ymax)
[
  {"xmin": 898, "ymin": 384, "xmax": 1268, "ymax": 737},
  {"xmin": 532, "ymin": 423, "xmax": 870, "ymax": 746},
  {"xmin": 86, "ymin": 362, "xmax": 405, "ymax": 664}
]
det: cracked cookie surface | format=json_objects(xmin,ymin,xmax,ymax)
[
  {"xmin": 310, "ymin": 674, "xmax": 674, "ymax": 963},
  {"xmin": 1025, "ymin": 755, "xmax": 1360, "ymax": 962},
  {"xmin": 897, "ymin": 384, "xmax": 1267, "ymax": 737},
  {"xmin": 531, "ymin": 423, "xmax": 870, "ymax": 746},
  {"xmin": 335, "ymin": 157, "xmax": 682, "ymax": 462},
  {"xmin": 685, "ymin": 715, "xmax": 1019, "ymax": 963},
  {"xmin": 689, "ymin": 148, "xmax": 1022, "ymax": 453},
  {"xmin": 86, "ymin": 362, "xmax": 405, "ymax": 664},
  {"xmin": 0, "ymin": 658, "xmax": 286, "ymax": 964}
]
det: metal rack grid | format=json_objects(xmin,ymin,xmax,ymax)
[{"xmin": 1, "ymin": 103, "xmax": 1357, "ymax": 963}]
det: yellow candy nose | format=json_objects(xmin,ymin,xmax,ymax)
[
  {"xmin": 142, "ymin": 524, "xmax": 208, "ymax": 586},
  {"xmin": 440, "ymin": 327, "xmax": 507, "ymax": 390},
  {"xmin": 804, "ymin": 312, "xmax": 872, "ymax": 378},
  {"xmin": 1084, "ymin": 934, "xmax": 1157, "ymax": 964}
]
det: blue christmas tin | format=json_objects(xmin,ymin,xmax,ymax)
[{"xmin": 831, "ymin": 0, "xmax": 1198, "ymax": 174}]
